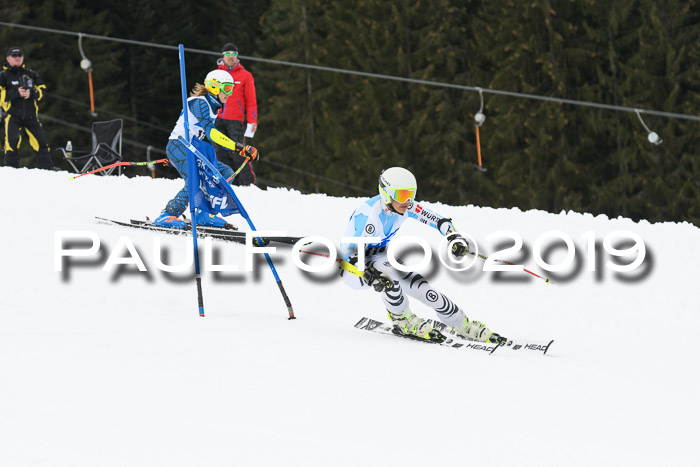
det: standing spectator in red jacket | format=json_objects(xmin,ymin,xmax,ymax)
[{"xmin": 215, "ymin": 43, "xmax": 258, "ymax": 185}]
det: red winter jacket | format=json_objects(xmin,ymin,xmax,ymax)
[{"xmin": 217, "ymin": 61, "xmax": 257, "ymax": 124}]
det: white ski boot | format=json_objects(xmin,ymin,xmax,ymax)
[
  {"xmin": 388, "ymin": 309, "xmax": 445, "ymax": 342},
  {"xmin": 453, "ymin": 317, "xmax": 506, "ymax": 344}
]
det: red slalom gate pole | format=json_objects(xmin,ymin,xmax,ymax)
[{"xmin": 70, "ymin": 159, "xmax": 169, "ymax": 180}]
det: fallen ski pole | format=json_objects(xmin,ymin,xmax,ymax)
[{"xmin": 70, "ymin": 159, "xmax": 169, "ymax": 180}]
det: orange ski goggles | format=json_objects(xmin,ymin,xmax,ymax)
[{"xmin": 382, "ymin": 187, "xmax": 416, "ymax": 204}]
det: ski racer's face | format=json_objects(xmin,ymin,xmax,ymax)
[
  {"xmin": 391, "ymin": 198, "xmax": 410, "ymax": 214},
  {"xmin": 217, "ymin": 91, "xmax": 230, "ymax": 104}
]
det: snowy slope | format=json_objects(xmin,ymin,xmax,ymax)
[{"xmin": 1, "ymin": 166, "xmax": 699, "ymax": 467}]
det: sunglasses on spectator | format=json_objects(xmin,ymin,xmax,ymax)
[
  {"xmin": 10, "ymin": 53, "xmax": 23, "ymax": 58},
  {"xmin": 223, "ymin": 51, "xmax": 238, "ymax": 57}
]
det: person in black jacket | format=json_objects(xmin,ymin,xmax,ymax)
[{"xmin": 0, "ymin": 46, "xmax": 54, "ymax": 169}]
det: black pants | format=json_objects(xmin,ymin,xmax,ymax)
[
  {"xmin": 3, "ymin": 114, "xmax": 53, "ymax": 169},
  {"xmin": 215, "ymin": 118, "xmax": 256, "ymax": 186}
]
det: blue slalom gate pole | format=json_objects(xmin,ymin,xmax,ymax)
[
  {"xmin": 178, "ymin": 44, "xmax": 206, "ymax": 317},
  {"xmin": 178, "ymin": 138, "xmax": 296, "ymax": 320}
]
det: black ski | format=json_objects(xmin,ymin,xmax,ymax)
[
  {"xmin": 96, "ymin": 217, "xmax": 309, "ymax": 246},
  {"xmin": 133, "ymin": 219, "xmax": 308, "ymax": 246}
]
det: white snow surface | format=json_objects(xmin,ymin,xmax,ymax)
[{"xmin": 1, "ymin": 167, "xmax": 699, "ymax": 466}]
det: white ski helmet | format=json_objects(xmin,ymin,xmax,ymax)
[
  {"xmin": 378, "ymin": 167, "xmax": 417, "ymax": 206},
  {"xmin": 204, "ymin": 69, "xmax": 234, "ymax": 96}
]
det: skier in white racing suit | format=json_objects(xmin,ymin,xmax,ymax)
[{"xmin": 340, "ymin": 167, "xmax": 505, "ymax": 344}]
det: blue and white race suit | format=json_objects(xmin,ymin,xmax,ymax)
[
  {"xmin": 163, "ymin": 94, "xmax": 238, "ymax": 217},
  {"xmin": 340, "ymin": 195, "xmax": 468, "ymax": 326}
]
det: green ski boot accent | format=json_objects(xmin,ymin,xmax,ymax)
[{"xmin": 389, "ymin": 309, "xmax": 446, "ymax": 343}]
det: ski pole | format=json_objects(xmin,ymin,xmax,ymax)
[
  {"xmin": 299, "ymin": 249, "xmax": 550, "ymax": 283},
  {"xmin": 226, "ymin": 156, "xmax": 251, "ymax": 183},
  {"xmin": 70, "ymin": 159, "xmax": 169, "ymax": 180},
  {"xmin": 467, "ymin": 250, "xmax": 552, "ymax": 284},
  {"xmin": 299, "ymin": 250, "xmax": 364, "ymax": 277}
]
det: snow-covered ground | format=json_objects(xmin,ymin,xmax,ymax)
[{"xmin": 1, "ymin": 167, "xmax": 698, "ymax": 467}]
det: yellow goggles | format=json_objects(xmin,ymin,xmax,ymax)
[{"xmin": 383, "ymin": 187, "xmax": 416, "ymax": 203}]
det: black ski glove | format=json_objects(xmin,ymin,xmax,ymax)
[
  {"xmin": 362, "ymin": 267, "xmax": 394, "ymax": 292},
  {"xmin": 447, "ymin": 233, "xmax": 470, "ymax": 257}
]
